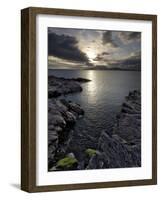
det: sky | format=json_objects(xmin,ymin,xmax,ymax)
[{"xmin": 48, "ymin": 27, "xmax": 141, "ymax": 70}]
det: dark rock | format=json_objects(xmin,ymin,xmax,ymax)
[
  {"xmin": 51, "ymin": 114, "xmax": 66, "ymax": 128},
  {"xmin": 48, "ymin": 89, "xmax": 61, "ymax": 98},
  {"xmin": 87, "ymin": 130, "xmax": 141, "ymax": 169},
  {"xmin": 48, "ymin": 76, "xmax": 89, "ymax": 98},
  {"xmin": 87, "ymin": 90, "xmax": 141, "ymax": 169},
  {"xmin": 48, "ymin": 75, "xmax": 89, "ymax": 171},
  {"xmin": 63, "ymin": 111, "xmax": 76, "ymax": 125},
  {"xmin": 68, "ymin": 102, "xmax": 84, "ymax": 115},
  {"xmin": 48, "ymin": 98, "xmax": 85, "ymax": 170},
  {"xmin": 77, "ymin": 161, "xmax": 85, "ymax": 170},
  {"xmin": 72, "ymin": 77, "xmax": 91, "ymax": 82},
  {"xmin": 113, "ymin": 90, "xmax": 141, "ymax": 143},
  {"xmin": 49, "ymin": 75, "xmax": 91, "ymax": 83},
  {"xmin": 86, "ymin": 153, "xmax": 106, "ymax": 169},
  {"xmin": 48, "ymin": 131, "xmax": 58, "ymax": 145},
  {"xmin": 48, "ymin": 130, "xmax": 59, "ymax": 168}
]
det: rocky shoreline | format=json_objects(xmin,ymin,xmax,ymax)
[
  {"xmin": 87, "ymin": 90, "xmax": 141, "ymax": 169},
  {"xmin": 48, "ymin": 76, "xmax": 90, "ymax": 170},
  {"xmin": 48, "ymin": 75, "xmax": 141, "ymax": 171},
  {"xmin": 48, "ymin": 75, "xmax": 90, "ymax": 98}
]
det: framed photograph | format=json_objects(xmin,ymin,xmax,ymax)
[{"xmin": 21, "ymin": 7, "xmax": 157, "ymax": 192}]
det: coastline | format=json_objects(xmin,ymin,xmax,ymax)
[
  {"xmin": 48, "ymin": 66, "xmax": 141, "ymax": 72},
  {"xmin": 48, "ymin": 75, "xmax": 141, "ymax": 171}
]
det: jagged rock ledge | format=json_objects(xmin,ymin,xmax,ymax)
[
  {"xmin": 87, "ymin": 90, "xmax": 141, "ymax": 169},
  {"xmin": 48, "ymin": 75, "xmax": 91, "ymax": 98},
  {"xmin": 48, "ymin": 75, "xmax": 89, "ymax": 170},
  {"xmin": 48, "ymin": 98, "xmax": 84, "ymax": 170}
]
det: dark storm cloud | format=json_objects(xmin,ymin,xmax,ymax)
[
  {"xmin": 119, "ymin": 32, "xmax": 141, "ymax": 44},
  {"xmin": 48, "ymin": 32, "xmax": 89, "ymax": 63},
  {"xmin": 102, "ymin": 31, "xmax": 118, "ymax": 47}
]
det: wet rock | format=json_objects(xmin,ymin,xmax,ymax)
[
  {"xmin": 113, "ymin": 90, "xmax": 141, "ymax": 143},
  {"xmin": 72, "ymin": 77, "xmax": 91, "ymax": 82},
  {"xmin": 51, "ymin": 114, "xmax": 66, "ymax": 128},
  {"xmin": 86, "ymin": 153, "xmax": 106, "ymax": 169},
  {"xmin": 48, "ymin": 131, "xmax": 58, "ymax": 145},
  {"xmin": 49, "ymin": 75, "xmax": 91, "ymax": 84},
  {"xmin": 48, "ymin": 75, "xmax": 90, "ymax": 171},
  {"xmin": 48, "ymin": 131, "xmax": 59, "ymax": 168},
  {"xmin": 68, "ymin": 102, "xmax": 84, "ymax": 115},
  {"xmin": 87, "ymin": 130, "xmax": 141, "ymax": 169},
  {"xmin": 48, "ymin": 89, "xmax": 61, "ymax": 98},
  {"xmin": 77, "ymin": 164, "xmax": 84, "ymax": 170},
  {"xmin": 48, "ymin": 98, "xmax": 85, "ymax": 170},
  {"xmin": 48, "ymin": 76, "xmax": 90, "ymax": 98},
  {"xmin": 67, "ymin": 152, "xmax": 76, "ymax": 159},
  {"xmin": 54, "ymin": 126, "xmax": 63, "ymax": 133},
  {"xmin": 63, "ymin": 111, "xmax": 76, "ymax": 125}
]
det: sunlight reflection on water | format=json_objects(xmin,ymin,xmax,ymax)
[{"xmin": 86, "ymin": 71, "xmax": 98, "ymax": 104}]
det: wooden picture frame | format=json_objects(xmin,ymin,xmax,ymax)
[{"xmin": 21, "ymin": 7, "xmax": 157, "ymax": 192}]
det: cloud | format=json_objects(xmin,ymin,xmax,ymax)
[
  {"xmin": 102, "ymin": 31, "xmax": 118, "ymax": 47},
  {"xmin": 48, "ymin": 28, "xmax": 141, "ymax": 70},
  {"xmin": 101, "ymin": 52, "xmax": 110, "ymax": 56},
  {"xmin": 118, "ymin": 32, "xmax": 141, "ymax": 44},
  {"xmin": 93, "ymin": 55, "xmax": 103, "ymax": 61},
  {"xmin": 109, "ymin": 51, "xmax": 141, "ymax": 70},
  {"xmin": 48, "ymin": 32, "xmax": 89, "ymax": 63},
  {"xmin": 93, "ymin": 51, "xmax": 110, "ymax": 62}
]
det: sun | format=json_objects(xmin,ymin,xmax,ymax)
[{"xmin": 86, "ymin": 50, "xmax": 96, "ymax": 62}]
